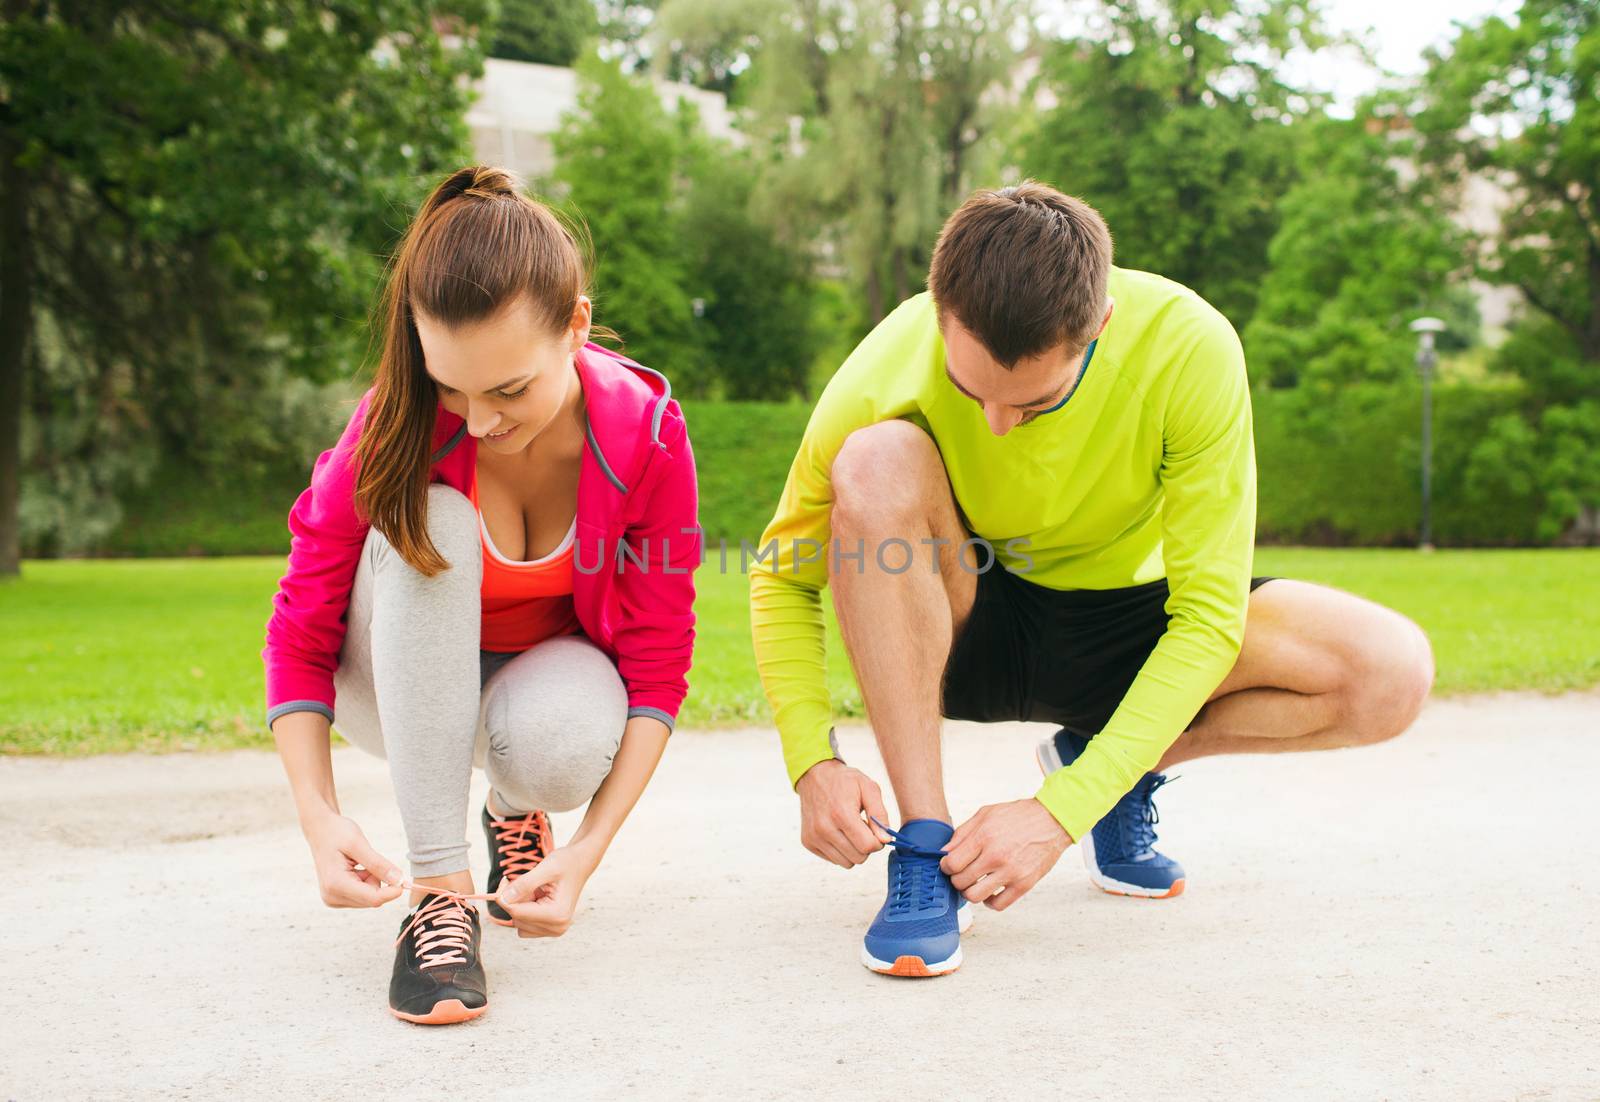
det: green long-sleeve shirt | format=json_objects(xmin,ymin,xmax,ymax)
[{"xmin": 748, "ymin": 267, "xmax": 1257, "ymax": 842}]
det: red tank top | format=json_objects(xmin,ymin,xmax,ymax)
[{"xmin": 468, "ymin": 470, "xmax": 581, "ymax": 653}]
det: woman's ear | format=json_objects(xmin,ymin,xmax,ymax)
[{"xmin": 569, "ymin": 295, "xmax": 593, "ymax": 354}]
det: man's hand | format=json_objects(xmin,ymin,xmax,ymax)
[
  {"xmin": 941, "ymin": 798, "xmax": 1072, "ymax": 911},
  {"xmin": 795, "ymin": 759, "xmax": 893, "ymax": 868},
  {"xmin": 497, "ymin": 842, "xmax": 601, "ymax": 938}
]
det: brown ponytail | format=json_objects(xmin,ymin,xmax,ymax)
[{"xmin": 354, "ymin": 166, "xmax": 602, "ymax": 576}]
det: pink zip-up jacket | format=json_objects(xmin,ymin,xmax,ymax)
[{"xmin": 263, "ymin": 343, "xmax": 699, "ymax": 732}]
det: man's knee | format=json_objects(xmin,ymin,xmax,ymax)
[
  {"xmin": 831, "ymin": 421, "xmax": 942, "ymax": 527},
  {"xmin": 1338, "ymin": 613, "xmax": 1435, "ymax": 743}
]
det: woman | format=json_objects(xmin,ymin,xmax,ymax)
[{"xmin": 263, "ymin": 166, "xmax": 699, "ymax": 1025}]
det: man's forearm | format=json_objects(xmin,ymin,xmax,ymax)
[
  {"xmin": 1035, "ymin": 611, "xmax": 1241, "ymax": 840},
  {"xmin": 749, "ymin": 568, "xmax": 838, "ymax": 784}
]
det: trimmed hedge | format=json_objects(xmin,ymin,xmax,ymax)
[
  {"xmin": 92, "ymin": 399, "xmax": 817, "ymax": 557},
  {"xmin": 1252, "ymin": 382, "xmax": 1541, "ymax": 546},
  {"xmin": 87, "ymin": 384, "xmax": 1542, "ymax": 557}
]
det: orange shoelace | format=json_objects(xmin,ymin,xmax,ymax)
[
  {"xmin": 487, "ymin": 808, "xmax": 553, "ymax": 882},
  {"xmin": 394, "ymin": 891, "xmax": 479, "ymax": 970},
  {"xmin": 383, "ymin": 809, "xmax": 553, "ymax": 951}
]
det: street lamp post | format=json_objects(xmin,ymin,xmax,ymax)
[{"xmin": 1409, "ymin": 317, "xmax": 1447, "ymax": 551}]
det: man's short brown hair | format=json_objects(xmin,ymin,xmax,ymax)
[{"xmin": 928, "ymin": 181, "xmax": 1113, "ymax": 367}]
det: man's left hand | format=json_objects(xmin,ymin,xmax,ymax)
[{"xmin": 941, "ymin": 799, "xmax": 1073, "ymax": 911}]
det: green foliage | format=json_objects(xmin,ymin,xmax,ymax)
[
  {"xmin": 72, "ymin": 397, "xmax": 815, "ymax": 558},
  {"xmin": 1252, "ymin": 382, "xmax": 1545, "ymax": 546},
  {"xmin": 0, "ymin": 1, "xmax": 489, "ymax": 556},
  {"xmin": 656, "ymin": 0, "xmax": 1035, "ymax": 323},
  {"xmin": 681, "ymin": 145, "xmax": 820, "ymax": 399},
  {"xmin": 555, "ymin": 55, "xmax": 709, "ymax": 389},
  {"xmin": 75, "ymin": 381, "xmax": 1589, "ymax": 560},
  {"xmin": 553, "ymin": 54, "xmax": 819, "ymax": 398},
  {"xmin": 1244, "ymin": 111, "xmax": 1476, "ymax": 388},
  {"xmin": 1490, "ymin": 312, "xmax": 1591, "ymax": 410},
  {"xmin": 488, "ymin": 0, "xmax": 597, "ymax": 65},
  {"xmin": 1466, "ymin": 401, "xmax": 1600, "ymax": 542},
  {"xmin": 1024, "ymin": 0, "xmax": 1335, "ymax": 328},
  {"xmin": 1410, "ymin": 0, "xmax": 1600, "ymax": 537},
  {"xmin": 1416, "ymin": 0, "xmax": 1599, "ymax": 375},
  {"xmin": 680, "ymin": 400, "xmax": 812, "ymax": 542}
]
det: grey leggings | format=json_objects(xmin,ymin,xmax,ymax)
[{"xmin": 333, "ymin": 485, "xmax": 627, "ymax": 877}]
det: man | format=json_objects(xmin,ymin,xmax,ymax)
[{"xmin": 749, "ymin": 182, "xmax": 1435, "ymax": 977}]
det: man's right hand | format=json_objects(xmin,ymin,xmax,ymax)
[
  {"xmin": 795, "ymin": 759, "xmax": 893, "ymax": 868},
  {"xmin": 301, "ymin": 811, "xmax": 405, "ymax": 908}
]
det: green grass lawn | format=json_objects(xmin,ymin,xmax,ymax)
[{"xmin": 2, "ymin": 548, "xmax": 1596, "ymax": 755}]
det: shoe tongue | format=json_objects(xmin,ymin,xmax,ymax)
[
  {"xmin": 414, "ymin": 891, "xmax": 472, "ymax": 917},
  {"xmin": 898, "ymin": 818, "xmax": 954, "ymax": 851}
]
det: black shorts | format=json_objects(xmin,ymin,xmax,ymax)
[{"xmin": 941, "ymin": 568, "xmax": 1276, "ymax": 736}]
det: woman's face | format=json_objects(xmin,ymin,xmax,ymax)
[{"xmin": 414, "ymin": 293, "xmax": 591, "ymax": 456}]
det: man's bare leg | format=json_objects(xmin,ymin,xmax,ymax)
[
  {"xmin": 1157, "ymin": 579, "xmax": 1435, "ymax": 771},
  {"xmin": 828, "ymin": 421, "xmax": 977, "ymax": 824}
]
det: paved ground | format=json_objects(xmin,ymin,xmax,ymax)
[{"xmin": 3, "ymin": 693, "xmax": 1598, "ymax": 1101}]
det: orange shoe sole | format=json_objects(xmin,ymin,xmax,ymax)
[
  {"xmin": 391, "ymin": 999, "xmax": 488, "ymax": 1025},
  {"xmin": 870, "ymin": 955, "xmax": 961, "ymax": 978}
]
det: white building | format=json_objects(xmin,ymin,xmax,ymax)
[{"xmin": 466, "ymin": 58, "xmax": 737, "ymax": 182}]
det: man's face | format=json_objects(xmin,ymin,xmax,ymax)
[{"xmin": 941, "ymin": 320, "xmax": 1085, "ymax": 437}]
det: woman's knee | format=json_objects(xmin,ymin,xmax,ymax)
[
  {"xmin": 481, "ymin": 638, "xmax": 628, "ymax": 812},
  {"xmin": 368, "ymin": 484, "xmax": 479, "ymax": 575}
]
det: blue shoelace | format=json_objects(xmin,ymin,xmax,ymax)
[
  {"xmin": 870, "ymin": 817, "xmax": 950, "ymax": 915},
  {"xmin": 1115, "ymin": 773, "xmax": 1176, "ymax": 858}
]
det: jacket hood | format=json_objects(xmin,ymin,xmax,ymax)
[{"xmin": 574, "ymin": 342, "xmax": 675, "ymax": 494}]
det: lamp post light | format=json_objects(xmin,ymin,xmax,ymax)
[{"xmin": 1409, "ymin": 317, "xmax": 1447, "ymax": 551}]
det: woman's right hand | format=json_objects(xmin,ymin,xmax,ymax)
[{"xmin": 301, "ymin": 812, "xmax": 405, "ymax": 908}]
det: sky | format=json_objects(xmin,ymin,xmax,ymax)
[
  {"xmin": 1036, "ymin": 0, "xmax": 1522, "ymax": 113},
  {"xmin": 1294, "ymin": 0, "xmax": 1521, "ymax": 110}
]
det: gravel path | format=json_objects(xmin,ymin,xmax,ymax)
[{"xmin": 3, "ymin": 693, "xmax": 1597, "ymax": 1100}]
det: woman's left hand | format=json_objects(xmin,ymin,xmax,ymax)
[{"xmin": 497, "ymin": 842, "xmax": 602, "ymax": 938}]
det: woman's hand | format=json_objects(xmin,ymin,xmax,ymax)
[
  {"xmin": 301, "ymin": 811, "xmax": 405, "ymax": 909},
  {"xmin": 496, "ymin": 715, "xmax": 668, "ymax": 938},
  {"xmin": 497, "ymin": 842, "xmax": 602, "ymax": 938}
]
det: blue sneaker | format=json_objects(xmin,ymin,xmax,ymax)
[
  {"xmin": 860, "ymin": 818, "xmax": 973, "ymax": 976},
  {"xmin": 1036, "ymin": 729, "xmax": 1186, "ymax": 899}
]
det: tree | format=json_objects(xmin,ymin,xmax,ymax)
[
  {"xmin": 0, "ymin": 1, "xmax": 489, "ymax": 571},
  {"xmin": 654, "ymin": 0, "xmax": 1036, "ymax": 325},
  {"xmin": 681, "ymin": 139, "xmax": 819, "ymax": 399},
  {"xmin": 595, "ymin": 0, "xmax": 667, "ymax": 71},
  {"xmin": 1415, "ymin": 0, "xmax": 1600, "ymax": 542},
  {"xmin": 1415, "ymin": 0, "xmax": 1599, "ymax": 406},
  {"xmin": 553, "ymin": 55, "xmax": 708, "ymax": 390},
  {"xmin": 488, "ymin": 0, "xmax": 596, "ymax": 66},
  {"xmin": 1245, "ymin": 108, "xmax": 1476, "ymax": 389},
  {"xmin": 552, "ymin": 54, "xmax": 819, "ymax": 398},
  {"xmin": 1023, "ymin": 0, "xmax": 1339, "ymax": 329}
]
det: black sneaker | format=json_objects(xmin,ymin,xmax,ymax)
[
  {"xmin": 389, "ymin": 891, "xmax": 488, "ymax": 1025},
  {"xmin": 482, "ymin": 802, "xmax": 554, "ymax": 926}
]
